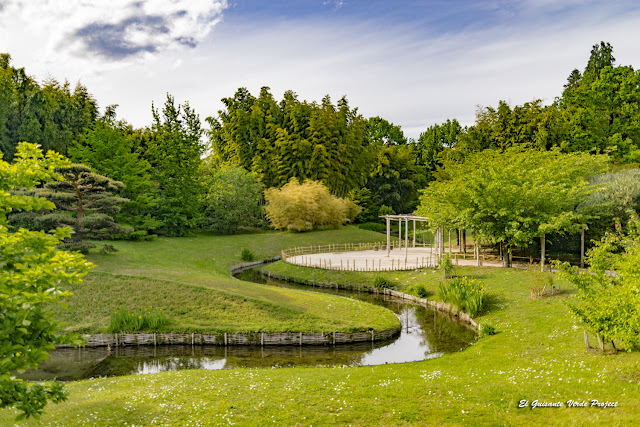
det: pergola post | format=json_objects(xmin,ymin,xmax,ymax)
[
  {"xmin": 405, "ymin": 218, "xmax": 409, "ymax": 262},
  {"xmin": 398, "ymin": 219, "xmax": 402, "ymax": 250},
  {"xmin": 386, "ymin": 216, "xmax": 391, "ymax": 257},
  {"xmin": 413, "ymin": 220, "xmax": 416, "ymax": 247}
]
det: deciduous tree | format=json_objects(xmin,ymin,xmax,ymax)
[
  {"xmin": 1, "ymin": 142, "xmax": 93, "ymax": 419},
  {"xmin": 418, "ymin": 148, "xmax": 607, "ymax": 266}
]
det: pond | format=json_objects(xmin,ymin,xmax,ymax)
[{"xmin": 19, "ymin": 266, "xmax": 476, "ymax": 381}]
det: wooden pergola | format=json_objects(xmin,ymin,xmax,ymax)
[{"xmin": 380, "ymin": 214, "xmax": 431, "ymax": 259}]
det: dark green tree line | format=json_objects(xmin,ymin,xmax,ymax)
[
  {"xmin": 0, "ymin": 54, "xmax": 97, "ymax": 161},
  {"xmin": 207, "ymin": 87, "xmax": 371, "ymax": 197}
]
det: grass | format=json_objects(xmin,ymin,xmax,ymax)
[
  {"xmin": 48, "ymin": 226, "xmax": 399, "ymax": 334},
  {"xmin": 51, "ymin": 272, "xmax": 399, "ymax": 334},
  {"xmin": 2, "ymin": 228, "xmax": 640, "ymax": 425}
]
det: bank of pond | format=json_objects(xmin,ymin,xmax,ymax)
[{"xmin": 20, "ymin": 266, "xmax": 476, "ymax": 380}]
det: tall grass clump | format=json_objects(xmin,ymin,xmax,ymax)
[
  {"xmin": 438, "ymin": 276, "xmax": 486, "ymax": 317},
  {"xmin": 241, "ymin": 248, "xmax": 255, "ymax": 261},
  {"xmin": 373, "ymin": 276, "xmax": 395, "ymax": 289},
  {"xmin": 109, "ymin": 308, "xmax": 169, "ymax": 333}
]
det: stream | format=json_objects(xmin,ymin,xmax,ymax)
[{"xmin": 18, "ymin": 266, "xmax": 476, "ymax": 381}]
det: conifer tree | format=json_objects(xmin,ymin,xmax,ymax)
[{"xmin": 12, "ymin": 164, "xmax": 131, "ymax": 253}]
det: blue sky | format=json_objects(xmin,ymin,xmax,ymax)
[{"xmin": 1, "ymin": 0, "xmax": 640, "ymax": 139}]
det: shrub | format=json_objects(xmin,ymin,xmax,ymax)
[
  {"xmin": 264, "ymin": 179, "xmax": 360, "ymax": 231},
  {"xmin": 109, "ymin": 308, "xmax": 169, "ymax": 333},
  {"xmin": 99, "ymin": 244, "xmax": 119, "ymax": 255},
  {"xmin": 358, "ymin": 222, "xmax": 386, "ymax": 233},
  {"xmin": 415, "ymin": 284, "xmax": 429, "ymax": 298},
  {"xmin": 203, "ymin": 165, "xmax": 263, "ymax": 234},
  {"xmin": 378, "ymin": 204, "xmax": 395, "ymax": 218},
  {"xmin": 241, "ymin": 248, "xmax": 255, "ymax": 262},
  {"xmin": 406, "ymin": 284, "xmax": 429, "ymax": 298},
  {"xmin": 480, "ymin": 323, "xmax": 497, "ymax": 336},
  {"xmin": 438, "ymin": 253, "xmax": 454, "ymax": 278},
  {"xmin": 438, "ymin": 276, "xmax": 486, "ymax": 317},
  {"xmin": 373, "ymin": 276, "xmax": 395, "ymax": 289}
]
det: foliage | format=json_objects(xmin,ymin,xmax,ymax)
[
  {"xmin": 578, "ymin": 168, "xmax": 640, "ymax": 239},
  {"xmin": 146, "ymin": 94, "xmax": 205, "ymax": 236},
  {"xmin": 208, "ymin": 87, "xmax": 371, "ymax": 196},
  {"xmin": 556, "ymin": 216, "xmax": 640, "ymax": 349},
  {"xmin": 438, "ymin": 276, "xmax": 487, "ymax": 317},
  {"xmin": 373, "ymin": 276, "xmax": 395, "ymax": 289},
  {"xmin": 378, "ymin": 204, "xmax": 395, "ymax": 218},
  {"xmin": 11, "ymin": 163, "xmax": 132, "ymax": 253},
  {"xmin": 438, "ymin": 253, "xmax": 455, "ymax": 279},
  {"xmin": 357, "ymin": 222, "xmax": 386, "ymax": 233},
  {"xmin": 365, "ymin": 116, "xmax": 407, "ymax": 146},
  {"xmin": 108, "ymin": 307, "xmax": 169, "ymax": 333},
  {"xmin": 366, "ymin": 144, "xmax": 426, "ymax": 214},
  {"xmin": 0, "ymin": 142, "xmax": 93, "ymax": 419},
  {"xmin": 413, "ymin": 284, "xmax": 429, "ymax": 298},
  {"xmin": 418, "ymin": 147, "xmax": 607, "ymax": 266},
  {"xmin": 480, "ymin": 323, "xmax": 497, "ymax": 336},
  {"xmin": 422, "ymin": 42, "xmax": 640, "ymax": 169},
  {"xmin": 264, "ymin": 179, "xmax": 360, "ymax": 231},
  {"xmin": 68, "ymin": 109, "xmax": 162, "ymax": 237},
  {"xmin": 0, "ymin": 54, "xmax": 98, "ymax": 161},
  {"xmin": 99, "ymin": 244, "xmax": 119, "ymax": 255},
  {"xmin": 240, "ymin": 248, "xmax": 255, "ymax": 262},
  {"xmin": 349, "ymin": 187, "xmax": 382, "ymax": 223},
  {"xmin": 202, "ymin": 165, "xmax": 263, "ymax": 234},
  {"xmin": 415, "ymin": 118, "xmax": 463, "ymax": 179}
]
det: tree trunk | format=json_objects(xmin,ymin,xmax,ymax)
[
  {"xmin": 540, "ymin": 234, "xmax": 546, "ymax": 272},
  {"xmin": 462, "ymin": 230, "xmax": 467, "ymax": 254},
  {"xmin": 502, "ymin": 242, "xmax": 511, "ymax": 268},
  {"xmin": 580, "ymin": 226, "xmax": 585, "ymax": 269}
]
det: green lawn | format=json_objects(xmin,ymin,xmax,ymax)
[
  {"xmin": 2, "ymin": 227, "xmax": 639, "ymax": 425},
  {"xmin": 49, "ymin": 226, "xmax": 399, "ymax": 334}
]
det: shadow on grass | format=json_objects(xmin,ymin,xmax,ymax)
[{"xmin": 481, "ymin": 293, "xmax": 508, "ymax": 316}]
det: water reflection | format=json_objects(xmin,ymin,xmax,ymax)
[{"xmin": 19, "ymin": 267, "xmax": 476, "ymax": 381}]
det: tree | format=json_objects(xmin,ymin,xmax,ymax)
[
  {"xmin": 558, "ymin": 42, "xmax": 640, "ymax": 161},
  {"xmin": 583, "ymin": 41, "xmax": 615, "ymax": 83},
  {"xmin": 556, "ymin": 216, "xmax": 640, "ymax": 350},
  {"xmin": 147, "ymin": 94, "xmax": 205, "ymax": 236},
  {"xmin": 578, "ymin": 168, "xmax": 640, "ymax": 242},
  {"xmin": 0, "ymin": 54, "xmax": 97, "ymax": 161},
  {"xmin": 367, "ymin": 144, "xmax": 426, "ymax": 214},
  {"xmin": 365, "ymin": 116, "xmax": 407, "ymax": 146},
  {"xmin": 415, "ymin": 119, "xmax": 463, "ymax": 180},
  {"xmin": 207, "ymin": 87, "xmax": 371, "ymax": 195},
  {"xmin": 418, "ymin": 148, "xmax": 607, "ymax": 267},
  {"xmin": 1, "ymin": 142, "xmax": 93, "ymax": 419},
  {"xmin": 68, "ymin": 108, "xmax": 162, "ymax": 238},
  {"xmin": 202, "ymin": 165, "xmax": 263, "ymax": 234},
  {"xmin": 12, "ymin": 164, "xmax": 132, "ymax": 253},
  {"xmin": 264, "ymin": 179, "xmax": 360, "ymax": 231}
]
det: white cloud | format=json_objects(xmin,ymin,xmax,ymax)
[{"xmin": 0, "ymin": 0, "xmax": 227, "ymax": 61}]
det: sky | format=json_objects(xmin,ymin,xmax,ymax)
[{"xmin": 1, "ymin": 0, "xmax": 640, "ymax": 140}]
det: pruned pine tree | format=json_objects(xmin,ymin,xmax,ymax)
[{"xmin": 14, "ymin": 164, "xmax": 131, "ymax": 253}]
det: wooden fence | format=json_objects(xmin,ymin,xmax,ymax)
[
  {"xmin": 229, "ymin": 256, "xmax": 281, "ymax": 275},
  {"xmin": 281, "ymin": 241, "xmax": 401, "ymax": 261}
]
